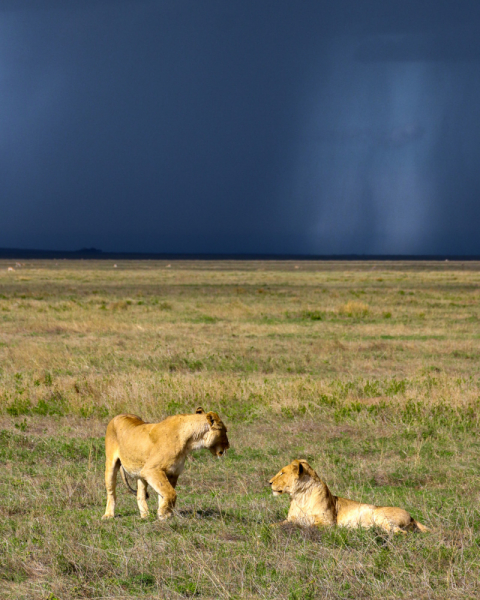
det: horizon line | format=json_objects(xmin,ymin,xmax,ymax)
[{"xmin": 0, "ymin": 247, "xmax": 479, "ymax": 261}]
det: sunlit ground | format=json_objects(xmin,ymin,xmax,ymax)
[{"xmin": 1, "ymin": 260, "xmax": 479, "ymax": 599}]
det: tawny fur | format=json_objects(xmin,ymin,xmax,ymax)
[
  {"xmin": 102, "ymin": 407, "xmax": 229, "ymax": 520},
  {"xmin": 269, "ymin": 460, "xmax": 429, "ymax": 534}
]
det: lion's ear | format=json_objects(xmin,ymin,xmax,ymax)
[
  {"xmin": 195, "ymin": 407, "xmax": 205, "ymax": 414},
  {"xmin": 206, "ymin": 412, "xmax": 215, "ymax": 426},
  {"xmin": 292, "ymin": 460, "xmax": 304, "ymax": 475}
]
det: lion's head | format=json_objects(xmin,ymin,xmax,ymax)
[
  {"xmin": 200, "ymin": 409, "xmax": 229, "ymax": 457},
  {"xmin": 269, "ymin": 460, "xmax": 314, "ymax": 496}
]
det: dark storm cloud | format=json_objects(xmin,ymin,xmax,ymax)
[{"xmin": 1, "ymin": 1, "xmax": 480, "ymax": 254}]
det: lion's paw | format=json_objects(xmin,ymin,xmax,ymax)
[{"xmin": 157, "ymin": 512, "xmax": 173, "ymax": 521}]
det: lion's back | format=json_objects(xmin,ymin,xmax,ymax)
[{"xmin": 105, "ymin": 414, "xmax": 192, "ymax": 473}]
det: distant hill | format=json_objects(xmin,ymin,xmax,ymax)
[{"xmin": 0, "ymin": 248, "xmax": 479, "ymax": 261}]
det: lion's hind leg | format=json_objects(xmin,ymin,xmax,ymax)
[
  {"xmin": 102, "ymin": 456, "xmax": 120, "ymax": 519},
  {"xmin": 137, "ymin": 478, "xmax": 149, "ymax": 518},
  {"xmin": 373, "ymin": 507, "xmax": 415, "ymax": 534},
  {"xmin": 372, "ymin": 514, "xmax": 406, "ymax": 534}
]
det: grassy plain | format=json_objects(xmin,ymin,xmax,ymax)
[{"xmin": 0, "ymin": 259, "xmax": 479, "ymax": 599}]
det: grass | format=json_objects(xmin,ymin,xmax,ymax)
[{"xmin": 0, "ymin": 259, "xmax": 479, "ymax": 599}]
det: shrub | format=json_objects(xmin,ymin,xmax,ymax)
[{"xmin": 301, "ymin": 310, "xmax": 324, "ymax": 321}]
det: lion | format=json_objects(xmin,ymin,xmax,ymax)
[
  {"xmin": 102, "ymin": 407, "xmax": 229, "ymax": 520},
  {"xmin": 269, "ymin": 460, "xmax": 429, "ymax": 534}
]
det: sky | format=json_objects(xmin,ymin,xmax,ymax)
[{"xmin": 1, "ymin": 0, "xmax": 480, "ymax": 255}]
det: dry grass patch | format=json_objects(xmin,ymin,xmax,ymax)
[
  {"xmin": 338, "ymin": 300, "xmax": 370, "ymax": 318},
  {"xmin": 0, "ymin": 261, "xmax": 480, "ymax": 598}
]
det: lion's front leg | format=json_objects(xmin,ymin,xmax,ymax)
[
  {"xmin": 270, "ymin": 519, "xmax": 289, "ymax": 527},
  {"xmin": 142, "ymin": 469, "xmax": 177, "ymax": 520}
]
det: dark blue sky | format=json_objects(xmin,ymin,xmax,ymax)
[{"xmin": 1, "ymin": 1, "xmax": 480, "ymax": 254}]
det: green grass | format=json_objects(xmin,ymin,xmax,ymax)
[{"xmin": 0, "ymin": 260, "xmax": 479, "ymax": 598}]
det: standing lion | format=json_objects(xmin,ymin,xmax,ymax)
[{"xmin": 102, "ymin": 407, "xmax": 229, "ymax": 520}]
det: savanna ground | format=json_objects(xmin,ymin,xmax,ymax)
[{"xmin": 0, "ymin": 259, "xmax": 479, "ymax": 599}]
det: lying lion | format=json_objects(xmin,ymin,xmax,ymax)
[
  {"xmin": 102, "ymin": 407, "xmax": 229, "ymax": 520},
  {"xmin": 269, "ymin": 460, "xmax": 429, "ymax": 534}
]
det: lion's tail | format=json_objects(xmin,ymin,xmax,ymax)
[
  {"xmin": 120, "ymin": 465, "xmax": 136, "ymax": 495},
  {"xmin": 120, "ymin": 465, "xmax": 149, "ymax": 499},
  {"xmin": 413, "ymin": 519, "xmax": 430, "ymax": 533}
]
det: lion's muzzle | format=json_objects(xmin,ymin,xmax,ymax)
[
  {"xmin": 269, "ymin": 479, "xmax": 282, "ymax": 496},
  {"xmin": 210, "ymin": 443, "xmax": 229, "ymax": 458}
]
